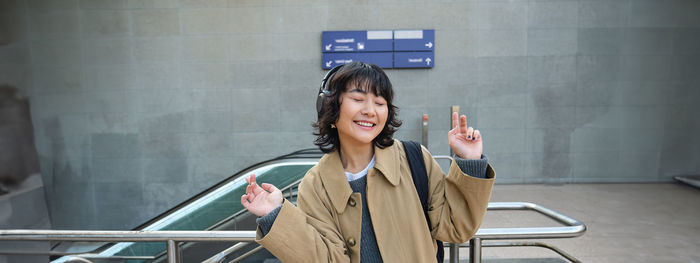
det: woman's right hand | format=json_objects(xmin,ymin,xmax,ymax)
[{"xmin": 240, "ymin": 174, "xmax": 283, "ymax": 217}]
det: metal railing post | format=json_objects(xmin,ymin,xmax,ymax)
[
  {"xmin": 449, "ymin": 243, "xmax": 459, "ymax": 263},
  {"xmin": 167, "ymin": 240, "xmax": 180, "ymax": 263},
  {"xmin": 469, "ymin": 238, "xmax": 481, "ymax": 263},
  {"xmin": 421, "ymin": 114, "xmax": 428, "ymax": 147}
]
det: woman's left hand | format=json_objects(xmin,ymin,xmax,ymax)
[{"xmin": 448, "ymin": 112, "xmax": 483, "ymax": 160}]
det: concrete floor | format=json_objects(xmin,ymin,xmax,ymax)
[{"xmin": 454, "ymin": 183, "xmax": 700, "ymax": 263}]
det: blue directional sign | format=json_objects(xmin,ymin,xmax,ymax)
[
  {"xmin": 394, "ymin": 30, "xmax": 435, "ymax": 52},
  {"xmin": 322, "ymin": 52, "xmax": 393, "ymax": 69},
  {"xmin": 322, "ymin": 30, "xmax": 393, "ymax": 52},
  {"xmin": 321, "ymin": 29, "xmax": 434, "ymax": 69},
  {"xmin": 394, "ymin": 52, "xmax": 434, "ymax": 68}
]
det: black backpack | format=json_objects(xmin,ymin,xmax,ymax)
[{"xmin": 401, "ymin": 141, "xmax": 445, "ymax": 263}]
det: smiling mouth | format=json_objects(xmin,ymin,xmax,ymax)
[{"xmin": 354, "ymin": 121, "xmax": 376, "ymax": 128}]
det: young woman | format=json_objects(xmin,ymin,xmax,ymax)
[{"xmin": 241, "ymin": 62, "xmax": 495, "ymax": 263}]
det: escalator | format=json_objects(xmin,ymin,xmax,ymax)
[{"xmin": 50, "ymin": 149, "xmax": 323, "ymax": 263}]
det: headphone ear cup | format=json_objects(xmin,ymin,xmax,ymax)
[
  {"xmin": 316, "ymin": 91, "xmax": 326, "ymax": 118},
  {"xmin": 316, "ymin": 65, "xmax": 343, "ymax": 119}
]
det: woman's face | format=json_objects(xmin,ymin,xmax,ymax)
[{"xmin": 335, "ymin": 84, "xmax": 389, "ymax": 149}]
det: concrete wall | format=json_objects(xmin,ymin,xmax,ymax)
[
  {"xmin": 0, "ymin": 0, "xmax": 698, "ymax": 230},
  {"xmin": 0, "ymin": 175, "xmax": 51, "ymax": 263}
]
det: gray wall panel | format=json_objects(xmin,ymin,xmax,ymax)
[{"xmin": 527, "ymin": 29, "xmax": 578, "ymax": 56}]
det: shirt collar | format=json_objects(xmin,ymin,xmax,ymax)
[{"xmin": 344, "ymin": 155, "xmax": 375, "ymax": 181}]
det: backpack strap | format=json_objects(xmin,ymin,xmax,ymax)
[
  {"xmin": 401, "ymin": 140, "xmax": 444, "ymax": 263},
  {"xmin": 403, "ymin": 141, "xmax": 429, "ymax": 210}
]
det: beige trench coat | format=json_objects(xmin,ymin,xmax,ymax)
[{"xmin": 256, "ymin": 140, "xmax": 495, "ymax": 263}]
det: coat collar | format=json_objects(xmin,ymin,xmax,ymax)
[
  {"xmin": 318, "ymin": 141, "xmax": 402, "ymax": 213},
  {"xmin": 373, "ymin": 140, "xmax": 401, "ymax": 186}
]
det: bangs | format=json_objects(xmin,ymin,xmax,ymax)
[
  {"xmin": 333, "ymin": 62, "xmax": 393, "ymax": 101},
  {"xmin": 347, "ymin": 77, "xmax": 390, "ymax": 99}
]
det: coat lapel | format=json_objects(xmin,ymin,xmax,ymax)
[{"xmin": 317, "ymin": 151, "xmax": 354, "ymax": 214}]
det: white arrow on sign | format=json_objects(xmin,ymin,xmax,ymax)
[
  {"xmin": 325, "ymin": 44, "xmax": 332, "ymax": 51},
  {"xmin": 425, "ymin": 58, "xmax": 432, "ymax": 65},
  {"xmin": 425, "ymin": 42, "xmax": 433, "ymax": 48},
  {"xmin": 325, "ymin": 61, "xmax": 333, "ymax": 68}
]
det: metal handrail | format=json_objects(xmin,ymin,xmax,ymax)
[
  {"xmin": 0, "ymin": 230, "xmax": 257, "ymax": 263},
  {"xmin": 462, "ymin": 241, "xmax": 582, "ymax": 263},
  {"xmin": 455, "ymin": 202, "xmax": 587, "ymax": 263},
  {"xmin": 0, "ymin": 202, "xmax": 585, "ymax": 263},
  {"xmin": 0, "ymin": 251, "xmax": 153, "ymax": 260},
  {"xmin": 474, "ymin": 202, "xmax": 586, "ymax": 240},
  {"xmin": 0, "ymin": 230, "xmax": 256, "ymax": 242}
]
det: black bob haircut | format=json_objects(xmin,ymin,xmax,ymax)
[{"xmin": 313, "ymin": 61, "xmax": 402, "ymax": 153}]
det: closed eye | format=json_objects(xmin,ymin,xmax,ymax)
[{"xmin": 375, "ymin": 98, "xmax": 387, "ymax": 106}]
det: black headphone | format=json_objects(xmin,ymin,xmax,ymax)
[{"xmin": 316, "ymin": 64, "xmax": 344, "ymax": 119}]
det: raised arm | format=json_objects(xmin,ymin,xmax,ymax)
[
  {"xmin": 241, "ymin": 172, "xmax": 350, "ymax": 263},
  {"xmin": 424, "ymin": 112, "xmax": 495, "ymax": 243}
]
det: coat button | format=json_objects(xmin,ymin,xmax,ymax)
[
  {"xmin": 347, "ymin": 238, "xmax": 356, "ymax": 247},
  {"xmin": 348, "ymin": 197, "xmax": 356, "ymax": 207}
]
